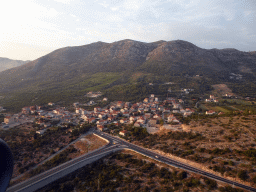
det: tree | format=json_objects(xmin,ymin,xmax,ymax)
[
  {"xmin": 50, "ymin": 149, "xmax": 55, "ymax": 154},
  {"xmin": 204, "ymin": 177, "xmax": 217, "ymax": 189},
  {"xmin": 159, "ymin": 119, "xmax": 164, "ymax": 126},
  {"xmin": 252, "ymin": 175, "xmax": 256, "ymax": 183},
  {"xmin": 178, "ymin": 171, "xmax": 187, "ymax": 180},
  {"xmin": 238, "ymin": 170, "xmax": 248, "ymax": 181}
]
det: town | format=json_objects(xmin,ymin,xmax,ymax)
[
  {"xmin": 2, "ymin": 91, "xmax": 256, "ymax": 191},
  {"xmin": 0, "ymin": 93, "xmax": 198, "ymax": 134}
]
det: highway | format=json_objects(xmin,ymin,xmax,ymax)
[
  {"xmin": 96, "ymin": 131, "xmax": 256, "ymax": 192},
  {"xmin": 7, "ymin": 131, "xmax": 256, "ymax": 192},
  {"xmin": 7, "ymin": 141, "xmax": 117, "ymax": 192},
  {"xmin": 11, "ymin": 131, "xmax": 94, "ymax": 183}
]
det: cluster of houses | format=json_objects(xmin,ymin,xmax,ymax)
[
  {"xmin": 33, "ymin": 106, "xmax": 81, "ymax": 126},
  {"xmin": 163, "ymin": 98, "xmax": 195, "ymax": 117},
  {"xmin": 205, "ymin": 95, "xmax": 219, "ymax": 103},
  {"xmin": 1, "ymin": 94, "xmax": 197, "ymax": 132},
  {"xmin": 75, "ymin": 95, "xmax": 195, "ymax": 131},
  {"xmin": 2, "ymin": 105, "xmax": 80, "ymax": 130},
  {"xmin": 3, "ymin": 113, "xmax": 34, "ymax": 128}
]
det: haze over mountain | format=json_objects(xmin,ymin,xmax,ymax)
[
  {"xmin": 0, "ymin": 57, "xmax": 30, "ymax": 72},
  {"xmin": 1, "ymin": 39, "xmax": 256, "ymax": 111}
]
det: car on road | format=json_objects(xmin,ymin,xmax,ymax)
[{"xmin": 155, "ymin": 156, "xmax": 159, "ymax": 158}]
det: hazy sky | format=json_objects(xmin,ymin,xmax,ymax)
[{"xmin": 0, "ymin": 0, "xmax": 255, "ymax": 60}]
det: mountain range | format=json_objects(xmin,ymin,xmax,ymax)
[
  {"xmin": 0, "ymin": 57, "xmax": 30, "ymax": 72},
  {"xmin": 1, "ymin": 39, "xmax": 256, "ymax": 111}
]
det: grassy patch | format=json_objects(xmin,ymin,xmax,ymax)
[
  {"xmin": 214, "ymin": 106, "xmax": 231, "ymax": 113},
  {"xmin": 199, "ymin": 104, "xmax": 209, "ymax": 111},
  {"xmin": 225, "ymin": 99, "xmax": 252, "ymax": 105}
]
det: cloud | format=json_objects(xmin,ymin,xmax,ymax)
[
  {"xmin": 53, "ymin": 0, "xmax": 75, "ymax": 4},
  {"xmin": 162, "ymin": 20, "xmax": 255, "ymax": 51},
  {"xmin": 111, "ymin": 7, "xmax": 119, "ymax": 11},
  {"xmin": 0, "ymin": 0, "xmax": 71, "ymax": 51},
  {"xmin": 1, "ymin": 0, "xmax": 256, "ymax": 60},
  {"xmin": 98, "ymin": 1, "xmax": 109, "ymax": 8},
  {"xmin": 123, "ymin": 0, "xmax": 145, "ymax": 11}
]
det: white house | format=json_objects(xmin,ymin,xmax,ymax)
[
  {"xmin": 119, "ymin": 130, "xmax": 128, "ymax": 136},
  {"xmin": 36, "ymin": 129, "xmax": 47, "ymax": 135},
  {"xmin": 206, "ymin": 110, "xmax": 216, "ymax": 115},
  {"xmin": 4, "ymin": 116, "xmax": 15, "ymax": 124},
  {"xmin": 48, "ymin": 102, "xmax": 55, "ymax": 106}
]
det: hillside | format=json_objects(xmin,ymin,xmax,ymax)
[
  {"xmin": 0, "ymin": 39, "xmax": 256, "ymax": 111},
  {"xmin": 0, "ymin": 57, "xmax": 30, "ymax": 72}
]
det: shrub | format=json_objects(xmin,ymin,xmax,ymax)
[
  {"xmin": 228, "ymin": 161, "xmax": 235, "ymax": 166},
  {"xmin": 238, "ymin": 170, "xmax": 248, "ymax": 181},
  {"xmin": 18, "ymin": 167, "xmax": 25, "ymax": 174},
  {"xmin": 178, "ymin": 171, "xmax": 187, "ymax": 180},
  {"xmin": 204, "ymin": 177, "xmax": 217, "ymax": 189},
  {"xmin": 252, "ymin": 175, "xmax": 256, "ymax": 183}
]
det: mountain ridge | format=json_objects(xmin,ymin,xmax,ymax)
[
  {"xmin": 0, "ymin": 57, "xmax": 30, "ymax": 72},
  {"xmin": 4, "ymin": 39, "xmax": 255, "ymax": 75},
  {"xmin": 1, "ymin": 39, "xmax": 256, "ymax": 111}
]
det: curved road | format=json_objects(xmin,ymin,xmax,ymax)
[
  {"xmin": 7, "ymin": 131, "xmax": 256, "ymax": 192},
  {"xmin": 96, "ymin": 131, "xmax": 256, "ymax": 192}
]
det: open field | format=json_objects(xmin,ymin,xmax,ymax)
[
  {"xmin": 74, "ymin": 134, "xmax": 108, "ymax": 155},
  {"xmin": 213, "ymin": 106, "xmax": 231, "ymax": 113},
  {"xmin": 212, "ymin": 84, "xmax": 234, "ymax": 97}
]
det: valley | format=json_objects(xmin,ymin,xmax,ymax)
[{"xmin": 1, "ymin": 39, "xmax": 256, "ymax": 192}]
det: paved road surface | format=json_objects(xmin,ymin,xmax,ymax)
[{"xmin": 7, "ymin": 131, "xmax": 256, "ymax": 192}]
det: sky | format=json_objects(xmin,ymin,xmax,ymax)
[{"xmin": 0, "ymin": 0, "xmax": 255, "ymax": 61}]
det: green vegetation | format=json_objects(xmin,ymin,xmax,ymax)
[
  {"xmin": 219, "ymin": 186, "xmax": 244, "ymax": 192},
  {"xmin": 37, "ymin": 151, "xmax": 242, "ymax": 192},
  {"xmin": 0, "ymin": 123, "xmax": 91, "ymax": 178},
  {"xmin": 203, "ymin": 177, "xmax": 217, "ymax": 190},
  {"xmin": 244, "ymin": 148, "xmax": 256, "ymax": 158},
  {"xmin": 231, "ymin": 82, "xmax": 256, "ymax": 98},
  {"xmin": 106, "ymin": 114, "xmax": 256, "ymax": 185},
  {"xmin": 237, "ymin": 170, "xmax": 248, "ymax": 181},
  {"xmin": 0, "ymin": 68, "xmax": 214, "ymax": 113},
  {"xmin": 1, "ymin": 39, "xmax": 256, "ymax": 115},
  {"xmin": 28, "ymin": 145, "xmax": 77, "ymax": 177},
  {"xmin": 214, "ymin": 106, "xmax": 231, "ymax": 113},
  {"xmin": 0, "ymin": 114, "xmax": 4, "ymax": 123},
  {"xmin": 1, "ymin": 72, "xmax": 121, "ymax": 112}
]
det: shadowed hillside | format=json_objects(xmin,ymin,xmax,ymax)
[{"xmin": 0, "ymin": 39, "xmax": 256, "ymax": 111}]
